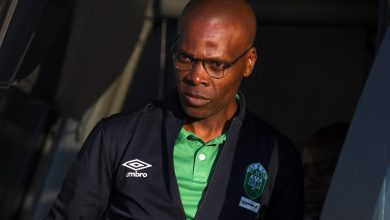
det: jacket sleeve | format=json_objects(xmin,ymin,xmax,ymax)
[
  {"xmin": 264, "ymin": 137, "xmax": 304, "ymax": 220},
  {"xmin": 46, "ymin": 121, "xmax": 112, "ymax": 219}
]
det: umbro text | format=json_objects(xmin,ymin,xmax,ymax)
[{"xmin": 126, "ymin": 171, "xmax": 148, "ymax": 178}]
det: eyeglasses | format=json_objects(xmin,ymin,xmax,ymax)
[{"xmin": 171, "ymin": 37, "xmax": 253, "ymax": 79}]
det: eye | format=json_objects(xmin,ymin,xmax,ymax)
[
  {"xmin": 208, "ymin": 61, "xmax": 229, "ymax": 71},
  {"xmin": 177, "ymin": 52, "xmax": 192, "ymax": 63}
]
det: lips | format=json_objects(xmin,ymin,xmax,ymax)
[{"xmin": 182, "ymin": 91, "xmax": 211, "ymax": 107}]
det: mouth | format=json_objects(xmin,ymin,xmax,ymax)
[{"xmin": 182, "ymin": 92, "xmax": 211, "ymax": 107}]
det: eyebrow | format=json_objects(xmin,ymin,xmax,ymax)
[
  {"xmin": 176, "ymin": 48, "xmax": 231, "ymax": 64},
  {"xmin": 173, "ymin": 35, "xmax": 232, "ymax": 63}
]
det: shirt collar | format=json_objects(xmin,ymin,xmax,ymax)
[{"xmin": 177, "ymin": 128, "xmax": 227, "ymax": 145}]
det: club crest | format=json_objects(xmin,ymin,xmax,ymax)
[{"xmin": 244, "ymin": 162, "xmax": 268, "ymax": 200}]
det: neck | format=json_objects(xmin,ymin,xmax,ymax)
[{"xmin": 183, "ymin": 102, "xmax": 237, "ymax": 142}]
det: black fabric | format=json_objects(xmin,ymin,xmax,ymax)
[
  {"xmin": 46, "ymin": 92, "xmax": 303, "ymax": 220},
  {"xmin": 257, "ymin": 141, "xmax": 279, "ymax": 220}
]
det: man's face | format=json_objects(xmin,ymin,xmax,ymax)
[{"xmin": 175, "ymin": 17, "xmax": 255, "ymax": 120}]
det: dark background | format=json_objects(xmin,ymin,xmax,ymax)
[{"xmin": 0, "ymin": 0, "xmax": 387, "ymax": 219}]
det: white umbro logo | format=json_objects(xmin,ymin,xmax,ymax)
[{"xmin": 122, "ymin": 159, "xmax": 152, "ymax": 178}]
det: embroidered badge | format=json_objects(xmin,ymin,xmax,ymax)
[{"xmin": 244, "ymin": 163, "xmax": 268, "ymax": 200}]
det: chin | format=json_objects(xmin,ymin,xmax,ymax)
[
  {"xmin": 178, "ymin": 95, "xmax": 209, "ymax": 119},
  {"xmin": 182, "ymin": 107, "xmax": 209, "ymax": 120},
  {"xmin": 184, "ymin": 109, "xmax": 208, "ymax": 120}
]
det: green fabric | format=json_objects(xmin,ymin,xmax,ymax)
[{"xmin": 174, "ymin": 128, "xmax": 226, "ymax": 220}]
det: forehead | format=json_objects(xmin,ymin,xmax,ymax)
[
  {"xmin": 306, "ymin": 144, "xmax": 340, "ymax": 164},
  {"xmin": 181, "ymin": 13, "xmax": 243, "ymax": 37},
  {"xmin": 178, "ymin": 16, "xmax": 244, "ymax": 57},
  {"xmin": 185, "ymin": 18, "xmax": 232, "ymax": 39}
]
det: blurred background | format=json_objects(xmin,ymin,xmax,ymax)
[{"xmin": 0, "ymin": 0, "xmax": 389, "ymax": 219}]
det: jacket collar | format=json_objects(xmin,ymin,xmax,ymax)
[
  {"xmin": 161, "ymin": 89, "xmax": 248, "ymax": 220},
  {"xmin": 195, "ymin": 92, "xmax": 246, "ymax": 220}
]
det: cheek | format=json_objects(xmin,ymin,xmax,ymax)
[
  {"xmin": 213, "ymin": 76, "xmax": 242, "ymax": 99},
  {"xmin": 175, "ymin": 71, "xmax": 183, "ymax": 83}
]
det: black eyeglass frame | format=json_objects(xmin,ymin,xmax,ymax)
[{"xmin": 171, "ymin": 36, "xmax": 253, "ymax": 79}]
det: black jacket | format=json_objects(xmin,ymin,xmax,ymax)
[{"xmin": 47, "ymin": 92, "xmax": 303, "ymax": 220}]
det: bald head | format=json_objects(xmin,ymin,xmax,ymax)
[{"xmin": 179, "ymin": 0, "xmax": 257, "ymax": 48}]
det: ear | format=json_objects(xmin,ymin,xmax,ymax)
[{"xmin": 243, "ymin": 47, "xmax": 257, "ymax": 77}]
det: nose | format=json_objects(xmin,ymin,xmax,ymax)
[{"xmin": 184, "ymin": 61, "xmax": 210, "ymax": 86}]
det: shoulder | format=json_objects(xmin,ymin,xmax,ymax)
[
  {"xmin": 86, "ymin": 101, "xmax": 165, "ymax": 145},
  {"xmin": 79, "ymin": 101, "xmax": 168, "ymax": 164},
  {"xmin": 243, "ymin": 110, "xmax": 295, "ymax": 146},
  {"xmin": 243, "ymin": 109, "xmax": 301, "ymax": 168},
  {"xmin": 100, "ymin": 101, "xmax": 164, "ymax": 130}
]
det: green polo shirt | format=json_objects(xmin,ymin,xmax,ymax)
[{"xmin": 173, "ymin": 128, "xmax": 226, "ymax": 220}]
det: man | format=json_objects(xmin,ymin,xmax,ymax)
[
  {"xmin": 47, "ymin": 0, "xmax": 303, "ymax": 219},
  {"xmin": 304, "ymin": 123, "xmax": 348, "ymax": 220}
]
